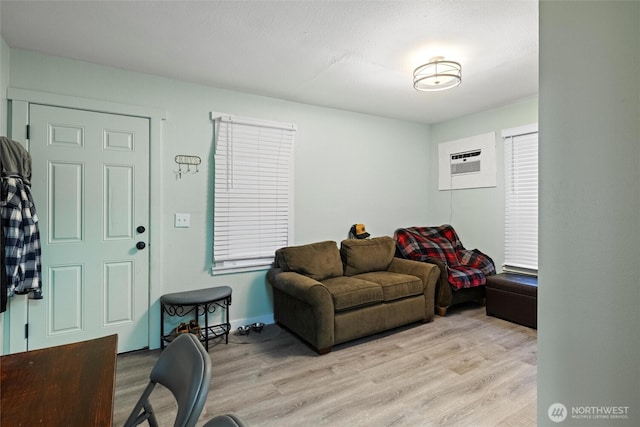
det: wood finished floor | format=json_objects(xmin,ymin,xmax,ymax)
[{"xmin": 113, "ymin": 304, "xmax": 536, "ymax": 427}]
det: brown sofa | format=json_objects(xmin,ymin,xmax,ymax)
[{"xmin": 266, "ymin": 236, "xmax": 440, "ymax": 354}]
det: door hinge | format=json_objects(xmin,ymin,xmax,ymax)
[
  {"xmin": 24, "ymin": 323, "xmax": 29, "ymax": 339},
  {"xmin": 26, "ymin": 124, "xmax": 30, "ymax": 140}
]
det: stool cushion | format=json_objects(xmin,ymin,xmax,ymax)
[
  {"xmin": 486, "ymin": 273, "xmax": 537, "ymax": 297},
  {"xmin": 160, "ymin": 286, "xmax": 232, "ymax": 305}
]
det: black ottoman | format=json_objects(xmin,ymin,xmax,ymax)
[{"xmin": 485, "ymin": 273, "xmax": 537, "ymax": 329}]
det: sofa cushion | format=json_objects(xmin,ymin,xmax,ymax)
[
  {"xmin": 322, "ymin": 276, "xmax": 383, "ymax": 312},
  {"xmin": 341, "ymin": 236, "xmax": 395, "ymax": 276},
  {"xmin": 276, "ymin": 240, "xmax": 343, "ymax": 282},
  {"xmin": 353, "ymin": 271, "xmax": 423, "ymax": 302}
]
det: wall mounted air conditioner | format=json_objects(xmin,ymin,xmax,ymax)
[
  {"xmin": 439, "ymin": 133, "xmax": 496, "ymax": 190},
  {"xmin": 450, "ymin": 149, "xmax": 482, "ymax": 176}
]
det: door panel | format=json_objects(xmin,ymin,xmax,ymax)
[
  {"xmin": 49, "ymin": 265, "xmax": 83, "ymax": 333},
  {"xmin": 49, "ymin": 161, "xmax": 83, "ymax": 241},
  {"xmin": 104, "ymin": 261, "xmax": 133, "ymax": 325},
  {"xmin": 104, "ymin": 165, "xmax": 134, "ymax": 239},
  {"xmin": 28, "ymin": 104, "xmax": 150, "ymax": 353}
]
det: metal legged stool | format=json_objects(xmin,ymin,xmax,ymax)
[{"xmin": 160, "ymin": 286, "xmax": 232, "ymax": 350}]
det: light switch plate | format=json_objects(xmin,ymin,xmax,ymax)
[{"xmin": 175, "ymin": 213, "xmax": 190, "ymax": 228}]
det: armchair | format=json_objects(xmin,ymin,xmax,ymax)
[{"xmin": 394, "ymin": 225, "xmax": 496, "ymax": 316}]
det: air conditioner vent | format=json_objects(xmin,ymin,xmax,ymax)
[
  {"xmin": 451, "ymin": 161, "xmax": 481, "ymax": 175},
  {"xmin": 450, "ymin": 149, "xmax": 481, "ymax": 175}
]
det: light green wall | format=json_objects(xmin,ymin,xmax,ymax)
[
  {"xmin": 5, "ymin": 48, "xmax": 431, "ymax": 348},
  {"xmin": 1, "ymin": 36, "xmax": 8, "ymax": 135},
  {"xmin": 538, "ymin": 1, "xmax": 640, "ymax": 425},
  {"xmin": 427, "ymin": 97, "xmax": 538, "ymax": 271}
]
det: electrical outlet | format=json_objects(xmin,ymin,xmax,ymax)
[{"xmin": 175, "ymin": 213, "xmax": 190, "ymax": 228}]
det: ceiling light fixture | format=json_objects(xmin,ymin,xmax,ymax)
[{"xmin": 413, "ymin": 56, "xmax": 462, "ymax": 92}]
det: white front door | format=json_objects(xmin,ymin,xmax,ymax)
[{"xmin": 27, "ymin": 104, "xmax": 150, "ymax": 353}]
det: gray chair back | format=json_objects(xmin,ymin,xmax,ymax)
[{"xmin": 123, "ymin": 333, "xmax": 212, "ymax": 427}]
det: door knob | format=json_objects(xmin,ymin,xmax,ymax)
[
  {"xmin": 136, "ymin": 241, "xmax": 146, "ymax": 250},
  {"xmin": 137, "ymin": 226, "xmax": 146, "ymax": 234}
]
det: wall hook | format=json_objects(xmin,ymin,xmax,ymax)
[{"xmin": 174, "ymin": 155, "xmax": 201, "ymax": 179}]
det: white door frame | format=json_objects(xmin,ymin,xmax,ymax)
[{"xmin": 3, "ymin": 88, "xmax": 166, "ymax": 354}]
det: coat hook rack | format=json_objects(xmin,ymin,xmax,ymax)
[{"xmin": 175, "ymin": 155, "xmax": 201, "ymax": 179}]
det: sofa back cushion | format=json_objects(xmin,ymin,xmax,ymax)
[
  {"xmin": 275, "ymin": 240, "xmax": 343, "ymax": 281},
  {"xmin": 341, "ymin": 236, "xmax": 395, "ymax": 276}
]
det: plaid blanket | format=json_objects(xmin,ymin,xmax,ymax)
[{"xmin": 394, "ymin": 225, "xmax": 495, "ymax": 290}]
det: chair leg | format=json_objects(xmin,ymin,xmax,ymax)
[
  {"xmin": 145, "ymin": 402, "xmax": 159, "ymax": 427},
  {"xmin": 123, "ymin": 382, "xmax": 157, "ymax": 427},
  {"xmin": 436, "ymin": 306, "xmax": 448, "ymax": 316}
]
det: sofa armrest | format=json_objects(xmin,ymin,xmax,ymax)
[
  {"xmin": 421, "ymin": 257, "xmax": 453, "ymax": 312},
  {"xmin": 268, "ymin": 270, "xmax": 332, "ymax": 308},
  {"xmin": 388, "ymin": 257, "xmax": 439, "ymax": 321},
  {"xmin": 266, "ymin": 268, "xmax": 335, "ymax": 351}
]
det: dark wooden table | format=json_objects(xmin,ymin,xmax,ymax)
[{"xmin": 0, "ymin": 334, "xmax": 118, "ymax": 427}]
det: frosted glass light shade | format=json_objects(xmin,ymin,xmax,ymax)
[{"xmin": 413, "ymin": 57, "xmax": 462, "ymax": 92}]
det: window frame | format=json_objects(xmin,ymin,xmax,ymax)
[
  {"xmin": 211, "ymin": 112, "xmax": 295, "ymax": 275},
  {"xmin": 502, "ymin": 123, "xmax": 538, "ymax": 276}
]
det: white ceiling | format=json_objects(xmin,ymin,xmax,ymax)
[{"xmin": 0, "ymin": 0, "xmax": 538, "ymax": 124}]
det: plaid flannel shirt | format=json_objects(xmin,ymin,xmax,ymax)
[
  {"xmin": 1, "ymin": 176, "xmax": 42, "ymax": 298},
  {"xmin": 394, "ymin": 225, "xmax": 495, "ymax": 290}
]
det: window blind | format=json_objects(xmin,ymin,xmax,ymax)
[
  {"xmin": 503, "ymin": 125, "xmax": 538, "ymax": 274},
  {"xmin": 212, "ymin": 113, "xmax": 295, "ymax": 274}
]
